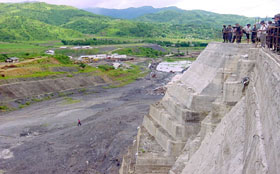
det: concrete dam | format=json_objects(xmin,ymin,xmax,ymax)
[{"xmin": 120, "ymin": 42, "xmax": 280, "ymax": 174}]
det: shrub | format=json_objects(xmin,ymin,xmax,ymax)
[
  {"xmin": 79, "ymin": 63, "xmax": 86, "ymax": 69},
  {"xmin": 54, "ymin": 54, "xmax": 71, "ymax": 64},
  {"xmin": 0, "ymin": 105, "xmax": 9, "ymax": 111},
  {"xmin": 0, "ymin": 54, "xmax": 8, "ymax": 62},
  {"xmin": 98, "ymin": 65, "xmax": 114, "ymax": 71}
]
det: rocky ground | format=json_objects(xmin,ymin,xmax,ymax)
[{"xmin": 0, "ymin": 71, "xmax": 174, "ymax": 174}]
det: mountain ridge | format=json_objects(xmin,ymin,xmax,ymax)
[
  {"xmin": 83, "ymin": 6, "xmax": 183, "ymax": 19},
  {"xmin": 0, "ymin": 2, "xmax": 257, "ymax": 41}
]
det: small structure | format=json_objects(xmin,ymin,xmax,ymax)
[
  {"xmin": 111, "ymin": 54, "xmax": 127, "ymax": 59},
  {"xmin": 96, "ymin": 54, "xmax": 107, "ymax": 59},
  {"xmin": 5, "ymin": 57, "xmax": 19, "ymax": 63},
  {"xmin": 81, "ymin": 46, "xmax": 92, "ymax": 49},
  {"xmin": 45, "ymin": 50, "xmax": 55, "ymax": 55},
  {"xmin": 72, "ymin": 46, "xmax": 82, "ymax": 50},
  {"xmin": 60, "ymin": 46, "xmax": 68, "ymax": 49},
  {"xmin": 78, "ymin": 55, "xmax": 102, "ymax": 63},
  {"xmin": 77, "ymin": 54, "xmax": 129, "ymax": 63},
  {"xmin": 113, "ymin": 62, "xmax": 121, "ymax": 69}
]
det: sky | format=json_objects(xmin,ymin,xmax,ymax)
[{"xmin": 0, "ymin": 0, "xmax": 279, "ymax": 17}]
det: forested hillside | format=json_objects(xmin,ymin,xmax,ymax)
[
  {"xmin": 0, "ymin": 2, "xmax": 256, "ymax": 41},
  {"xmin": 83, "ymin": 6, "xmax": 182, "ymax": 19},
  {"xmin": 136, "ymin": 9, "xmax": 255, "ymax": 26},
  {"xmin": 0, "ymin": 16, "xmax": 83, "ymax": 41}
]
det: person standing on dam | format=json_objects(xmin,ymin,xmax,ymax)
[
  {"xmin": 232, "ymin": 26, "xmax": 237, "ymax": 43},
  {"xmin": 227, "ymin": 25, "xmax": 233, "ymax": 43},
  {"xmin": 235, "ymin": 23, "xmax": 243, "ymax": 43},
  {"xmin": 272, "ymin": 14, "xmax": 280, "ymax": 52},
  {"xmin": 266, "ymin": 21, "xmax": 274, "ymax": 49},
  {"xmin": 251, "ymin": 24, "xmax": 257, "ymax": 43},
  {"xmin": 222, "ymin": 25, "xmax": 228, "ymax": 43},
  {"xmin": 258, "ymin": 21, "xmax": 267, "ymax": 47},
  {"xmin": 243, "ymin": 24, "xmax": 251, "ymax": 43}
]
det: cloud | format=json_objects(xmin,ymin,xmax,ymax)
[
  {"xmin": 176, "ymin": 0, "xmax": 279, "ymax": 17},
  {"xmin": 0, "ymin": 0, "xmax": 278, "ymax": 17}
]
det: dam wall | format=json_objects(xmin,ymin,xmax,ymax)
[{"xmin": 120, "ymin": 42, "xmax": 280, "ymax": 174}]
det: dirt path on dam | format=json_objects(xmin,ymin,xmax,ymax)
[{"xmin": 0, "ymin": 71, "xmax": 173, "ymax": 174}]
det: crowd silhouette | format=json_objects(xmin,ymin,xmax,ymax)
[{"xmin": 222, "ymin": 13, "xmax": 280, "ymax": 54}]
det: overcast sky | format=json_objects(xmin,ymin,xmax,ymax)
[{"xmin": 0, "ymin": 0, "xmax": 279, "ymax": 17}]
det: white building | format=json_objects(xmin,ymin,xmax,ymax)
[
  {"xmin": 111, "ymin": 54, "xmax": 127, "ymax": 59},
  {"xmin": 6, "ymin": 57, "xmax": 19, "ymax": 63},
  {"xmin": 81, "ymin": 46, "xmax": 93, "ymax": 49},
  {"xmin": 72, "ymin": 46, "xmax": 82, "ymax": 50},
  {"xmin": 45, "ymin": 50, "xmax": 55, "ymax": 55},
  {"xmin": 96, "ymin": 54, "xmax": 107, "ymax": 59}
]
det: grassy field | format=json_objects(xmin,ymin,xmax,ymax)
[
  {"xmin": 55, "ymin": 48, "xmax": 100, "ymax": 56},
  {"xmin": 0, "ymin": 42, "xmax": 46, "ymax": 54},
  {"xmin": 112, "ymin": 47, "xmax": 166, "ymax": 58},
  {"xmin": 0, "ymin": 36, "xmax": 209, "ymax": 59},
  {"xmin": 0, "ymin": 55, "xmax": 147, "ymax": 89}
]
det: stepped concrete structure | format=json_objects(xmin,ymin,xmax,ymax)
[{"xmin": 120, "ymin": 42, "xmax": 280, "ymax": 174}]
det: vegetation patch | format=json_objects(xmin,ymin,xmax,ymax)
[
  {"xmin": 62, "ymin": 97, "xmax": 81, "ymax": 105},
  {"xmin": 54, "ymin": 54, "xmax": 72, "ymax": 64},
  {"xmin": 0, "ymin": 57, "xmax": 81, "ymax": 80},
  {"xmin": 0, "ymin": 71, "xmax": 66, "ymax": 80},
  {"xmin": 113, "ymin": 47, "xmax": 166, "ymax": 58},
  {"xmin": 98, "ymin": 65, "xmax": 115, "ymax": 71},
  {"xmin": 61, "ymin": 38, "xmax": 133, "ymax": 46},
  {"xmin": 0, "ymin": 105, "xmax": 10, "ymax": 112},
  {"xmin": 19, "ymin": 102, "xmax": 30, "ymax": 109},
  {"xmin": 108, "ymin": 64, "xmax": 148, "ymax": 87}
]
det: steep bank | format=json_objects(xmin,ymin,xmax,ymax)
[
  {"xmin": 0, "ymin": 75, "xmax": 107, "ymax": 102},
  {"xmin": 120, "ymin": 42, "xmax": 280, "ymax": 174},
  {"xmin": 0, "ymin": 57, "xmax": 147, "ymax": 109}
]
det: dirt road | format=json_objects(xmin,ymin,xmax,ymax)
[{"xmin": 0, "ymin": 71, "xmax": 173, "ymax": 174}]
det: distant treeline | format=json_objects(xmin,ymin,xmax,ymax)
[
  {"xmin": 61, "ymin": 38, "xmax": 133, "ymax": 45},
  {"xmin": 144, "ymin": 40, "xmax": 208, "ymax": 47},
  {"xmin": 62, "ymin": 38, "xmax": 208, "ymax": 48}
]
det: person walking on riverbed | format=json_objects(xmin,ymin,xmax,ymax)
[{"xmin": 77, "ymin": 119, "xmax": 82, "ymax": 126}]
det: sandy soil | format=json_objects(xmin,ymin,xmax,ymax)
[{"xmin": 0, "ymin": 71, "xmax": 174, "ymax": 174}]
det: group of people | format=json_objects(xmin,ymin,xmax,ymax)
[{"xmin": 222, "ymin": 13, "xmax": 280, "ymax": 52}]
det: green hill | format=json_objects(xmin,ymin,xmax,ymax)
[
  {"xmin": 0, "ymin": 2, "xmax": 259, "ymax": 41},
  {"xmin": 0, "ymin": 2, "xmax": 105, "ymax": 41},
  {"xmin": 134, "ymin": 9, "xmax": 258, "ymax": 39},
  {"xmin": 0, "ymin": 16, "xmax": 83, "ymax": 41},
  {"xmin": 136, "ymin": 9, "xmax": 255, "ymax": 26},
  {"xmin": 0, "ymin": 2, "xmax": 170, "ymax": 41},
  {"xmin": 83, "ymin": 6, "xmax": 182, "ymax": 19},
  {"xmin": 0, "ymin": 2, "xmax": 103, "ymax": 26}
]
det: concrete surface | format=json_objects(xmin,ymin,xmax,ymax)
[{"xmin": 120, "ymin": 43, "xmax": 280, "ymax": 174}]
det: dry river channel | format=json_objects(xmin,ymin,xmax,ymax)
[{"xmin": 0, "ymin": 71, "xmax": 174, "ymax": 174}]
